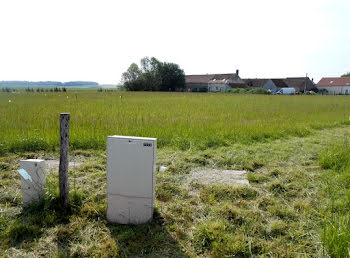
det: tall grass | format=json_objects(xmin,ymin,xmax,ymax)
[
  {"xmin": 1, "ymin": 91, "xmax": 350, "ymax": 153},
  {"xmin": 319, "ymin": 139, "xmax": 350, "ymax": 256}
]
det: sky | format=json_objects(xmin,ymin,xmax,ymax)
[{"xmin": 0, "ymin": 0, "xmax": 349, "ymax": 84}]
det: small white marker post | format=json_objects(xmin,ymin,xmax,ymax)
[{"xmin": 18, "ymin": 159, "xmax": 46, "ymax": 206}]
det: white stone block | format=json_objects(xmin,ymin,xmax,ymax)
[
  {"xmin": 19, "ymin": 159, "xmax": 46, "ymax": 205},
  {"xmin": 107, "ymin": 136, "xmax": 156, "ymax": 224}
]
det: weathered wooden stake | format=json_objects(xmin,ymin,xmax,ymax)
[{"xmin": 59, "ymin": 113, "xmax": 70, "ymax": 207}]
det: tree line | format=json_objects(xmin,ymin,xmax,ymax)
[
  {"xmin": 0, "ymin": 81, "xmax": 99, "ymax": 87},
  {"xmin": 1, "ymin": 87, "xmax": 68, "ymax": 93},
  {"xmin": 121, "ymin": 57, "xmax": 185, "ymax": 91}
]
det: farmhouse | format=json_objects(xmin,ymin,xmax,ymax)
[
  {"xmin": 316, "ymin": 77, "xmax": 350, "ymax": 95},
  {"xmin": 243, "ymin": 77, "xmax": 317, "ymax": 93},
  {"xmin": 185, "ymin": 70, "xmax": 246, "ymax": 92}
]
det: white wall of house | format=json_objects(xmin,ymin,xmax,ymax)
[
  {"xmin": 263, "ymin": 79, "xmax": 279, "ymax": 93},
  {"xmin": 208, "ymin": 83, "xmax": 231, "ymax": 92},
  {"xmin": 316, "ymin": 86, "xmax": 350, "ymax": 95}
]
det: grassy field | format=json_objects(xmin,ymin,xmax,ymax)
[
  {"xmin": 1, "ymin": 91, "xmax": 350, "ymax": 153},
  {"xmin": 1, "ymin": 91, "xmax": 350, "ymax": 257}
]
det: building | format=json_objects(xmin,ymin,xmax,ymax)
[
  {"xmin": 185, "ymin": 74, "xmax": 214, "ymax": 92},
  {"xmin": 316, "ymin": 77, "xmax": 350, "ymax": 95},
  {"xmin": 185, "ymin": 70, "xmax": 246, "ymax": 92},
  {"xmin": 244, "ymin": 79, "xmax": 269, "ymax": 89},
  {"xmin": 263, "ymin": 79, "xmax": 289, "ymax": 93},
  {"xmin": 283, "ymin": 77, "xmax": 317, "ymax": 93},
  {"xmin": 243, "ymin": 77, "xmax": 317, "ymax": 93}
]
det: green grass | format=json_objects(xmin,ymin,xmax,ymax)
[
  {"xmin": 319, "ymin": 139, "xmax": 350, "ymax": 257},
  {"xmin": 2, "ymin": 92, "xmax": 350, "ymax": 256},
  {"xmin": 1, "ymin": 91, "xmax": 350, "ymax": 153},
  {"xmin": 2, "ymin": 127, "xmax": 350, "ymax": 256}
]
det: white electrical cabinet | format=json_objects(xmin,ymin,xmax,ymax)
[{"xmin": 107, "ymin": 135, "xmax": 156, "ymax": 224}]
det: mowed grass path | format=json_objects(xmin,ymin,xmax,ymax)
[{"xmin": 1, "ymin": 91, "xmax": 350, "ymax": 152}]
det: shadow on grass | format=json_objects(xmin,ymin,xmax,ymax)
[
  {"xmin": 1, "ymin": 191, "xmax": 186, "ymax": 257},
  {"xmin": 107, "ymin": 209, "xmax": 188, "ymax": 257},
  {"xmin": 0, "ymin": 190, "xmax": 83, "ymax": 253}
]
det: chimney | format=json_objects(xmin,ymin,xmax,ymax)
[{"xmin": 236, "ymin": 69, "xmax": 239, "ymax": 77}]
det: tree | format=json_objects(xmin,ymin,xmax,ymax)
[
  {"xmin": 139, "ymin": 57, "xmax": 161, "ymax": 91},
  {"xmin": 341, "ymin": 72, "xmax": 350, "ymax": 77},
  {"xmin": 121, "ymin": 63, "xmax": 142, "ymax": 91},
  {"xmin": 158, "ymin": 62, "xmax": 185, "ymax": 91},
  {"xmin": 121, "ymin": 57, "xmax": 185, "ymax": 91}
]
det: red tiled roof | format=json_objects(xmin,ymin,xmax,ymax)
[{"xmin": 317, "ymin": 77, "xmax": 350, "ymax": 87}]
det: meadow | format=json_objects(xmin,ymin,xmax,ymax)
[
  {"xmin": 1, "ymin": 91, "xmax": 350, "ymax": 257},
  {"xmin": 1, "ymin": 91, "xmax": 350, "ymax": 153}
]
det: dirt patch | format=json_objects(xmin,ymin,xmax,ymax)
[
  {"xmin": 188, "ymin": 169, "xmax": 249, "ymax": 186},
  {"xmin": 46, "ymin": 160, "xmax": 83, "ymax": 174}
]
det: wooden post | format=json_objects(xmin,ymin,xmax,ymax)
[{"xmin": 59, "ymin": 113, "xmax": 70, "ymax": 207}]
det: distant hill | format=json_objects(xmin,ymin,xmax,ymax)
[{"xmin": 0, "ymin": 81, "xmax": 99, "ymax": 87}]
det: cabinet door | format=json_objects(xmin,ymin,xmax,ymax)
[{"xmin": 107, "ymin": 137, "xmax": 155, "ymax": 198}]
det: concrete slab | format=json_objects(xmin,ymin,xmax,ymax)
[{"xmin": 189, "ymin": 169, "xmax": 249, "ymax": 186}]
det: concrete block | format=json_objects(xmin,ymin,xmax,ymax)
[{"xmin": 19, "ymin": 159, "xmax": 46, "ymax": 205}]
